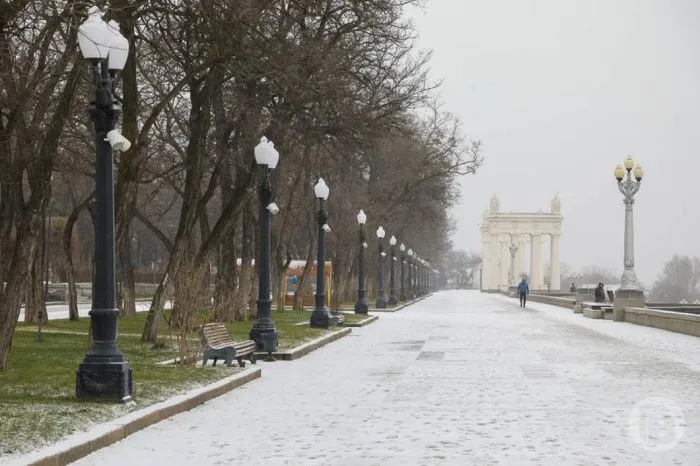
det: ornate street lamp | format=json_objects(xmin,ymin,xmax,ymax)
[
  {"xmin": 509, "ymin": 243, "xmax": 518, "ymax": 285},
  {"xmin": 354, "ymin": 209, "xmax": 369, "ymax": 314},
  {"xmin": 249, "ymin": 136, "xmax": 280, "ymax": 350},
  {"xmin": 399, "ymin": 243, "xmax": 406, "ymax": 301},
  {"xmin": 310, "ymin": 178, "xmax": 335, "ymax": 327},
  {"xmin": 75, "ymin": 6, "xmax": 132, "ymax": 402},
  {"xmin": 614, "ymin": 156, "xmax": 644, "ymax": 291},
  {"xmin": 375, "ymin": 226, "xmax": 387, "ymax": 308},
  {"xmin": 388, "ymin": 236, "xmax": 398, "ymax": 305}
]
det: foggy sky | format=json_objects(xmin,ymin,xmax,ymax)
[{"xmin": 409, "ymin": 0, "xmax": 700, "ymax": 287}]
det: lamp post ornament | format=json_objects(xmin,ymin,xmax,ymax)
[
  {"xmin": 354, "ymin": 209, "xmax": 369, "ymax": 314},
  {"xmin": 614, "ymin": 156, "xmax": 644, "ymax": 291}
]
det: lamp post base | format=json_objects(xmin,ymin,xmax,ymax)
[
  {"xmin": 76, "ymin": 362, "xmax": 132, "ymax": 403},
  {"xmin": 310, "ymin": 305, "xmax": 333, "ymax": 328},
  {"xmin": 375, "ymin": 296, "xmax": 387, "ymax": 309},
  {"xmin": 249, "ymin": 321, "xmax": 278, "ymax": 351},
  {"xmin": 354, "ymin": 300, "xmax": 368, "ymax": 314},
  {"xmin": 249, "ymin": 299, "xmax": 278, "ymax": 351}
]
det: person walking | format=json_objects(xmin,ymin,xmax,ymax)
[{"xmin": 518, "ymin": 277, "xmax": 529, "ymax": 307}]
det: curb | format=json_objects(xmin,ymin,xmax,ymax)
[
  {"xmin": 255, "ymin": 327, "xmax": 352, "ymax": 361},
  {"xmin": 344, "ymin": 315, "xmax": 379, "ymax": 327},
  {"xmin": 10, "ymin": 367, "xmax": 261, "ymax": 466}
]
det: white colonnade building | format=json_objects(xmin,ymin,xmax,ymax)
[{"xmin": 480, "ymin": 194, "xmax": 563, "ymax": 292}]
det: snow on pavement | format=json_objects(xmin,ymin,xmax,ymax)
[{"xmin": 71, "ymin": 291, "xmax": 699, "ymax": 465}]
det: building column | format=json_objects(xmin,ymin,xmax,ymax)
[
  {"xmin": 500, "ymin": 238, "xmax": 509, "ymax": 288},
  {"xmin": 481, "ymin": 236, "xmax": 490, "ymax": 290},
  {"xmin": 550, "ymin": 234, "xmax": 561, "ymax": 291},
  {"xmin": 515, "ymin": 235, "xmax": 526, "ymax": 281},
  {"xmin": 530, "ymin": 234, "xmax": 542, "ymax": 290},
  {"xmin": 490, "ymin": 234, "xmax": 501, "ymax": 290}
]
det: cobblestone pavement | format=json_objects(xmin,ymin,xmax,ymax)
[{"xmin": 74, "ymin": 291, "xmax": 700, "ymax": 465}]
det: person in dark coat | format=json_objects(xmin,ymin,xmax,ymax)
[
  {"xmin": 518, "ymin": 278, "xmax": 529, "ymax": 307},
  {"xmin": 594, "ymin": 283, "xmax": 605, "ymax": 302}
]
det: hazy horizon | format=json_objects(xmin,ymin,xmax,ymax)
[{"xmin": 409, "ymin": 0, "xmax": 700, "ymax": 287}]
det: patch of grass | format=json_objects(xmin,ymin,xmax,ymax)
[
  {"xmin": 3, "ymin": 308, "xmax": 335, "ymax": 459},
  {"xmin": 0, "ymin": 331, "xmax": 234, "ymax": 458}
]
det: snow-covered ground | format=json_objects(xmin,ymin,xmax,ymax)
[
  {"xmin": 17, "ymin": 300, "xmax": 168, "ymax": 322},
  {"xmin": 67, "ymin": 291, "xmax": 699, "ymax": 465}
]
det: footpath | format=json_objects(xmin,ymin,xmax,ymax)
[{"xmin": 11, "ymin": 291, "xmax": 700, "ymax": 465}]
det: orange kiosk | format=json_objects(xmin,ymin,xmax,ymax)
[{"xmin": 284, "ymin": 260, "xmax": 332, "ymax": 307}]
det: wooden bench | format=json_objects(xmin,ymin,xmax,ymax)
[
  {"xmin": 330, "ymin": 311, "xmax": 346, "ymax": 326},
  {"xmin": 199, "ymin": 323, "xmax": 257, "ymax": 367}
]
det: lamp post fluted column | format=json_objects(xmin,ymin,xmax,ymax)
[
  {"xmin": 615, "ymin": 158, "xmax": 643, "ymax": 290},
  {"xmin": 76, "ymin": 7, "xmax": 132, "ymax": 402},
  {"xmin": 612, "ymin": 156, "xmax": 646, "ymax": 321},
  {"xmin": 388, "ymin": 236, "xmax": 397, "ymax": 305},
  {"xmin": 250, "ymin": 137, "xmax": 280, "ymax": 350},
  {"xmin": 509, "ymin": 243, "xmax": 518, "ymax": 286},
  {"xmin": 310, "ymin": 178, "xmax": 334, "ymax": 328}
]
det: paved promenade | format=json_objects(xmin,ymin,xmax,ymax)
[{"xmin": 74, "ymin": 291, "xmax": 699, "ymax": 465}]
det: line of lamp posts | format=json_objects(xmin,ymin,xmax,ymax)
[
  {"xmin": 74, "ymin": 5, "xmax": 439, "ymax": 403},
  {"xmin": 68, "ymin": 6, "xmax": 643, "ymax": 403}
]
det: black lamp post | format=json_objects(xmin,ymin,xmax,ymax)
[
  {"xmin": 375, "ymin": 226, "xmax": 387, "ymax": 308},
  {"xmin": 310, "ymin": 178, "xmax": 334, "ymax": 328},
  {"xmin": 399, "ymin": 243, "xmax": 406, "ymax": 301},
  {"xmin": 249, "ymin": 136, "xmax": 280, "ymax": 350},
  {"xmin": 75, "ymin": 7, "xmax": 132, "ymax": 402},
  {"xmin": 388, "ymin": 235, "xmax": 398, "ymax": 305},
  {"xmin": 354, "ymin": 209, "xmax": 369, "ymax": 314},
  {"xmin": 407, "ymin": 248, "xmax": 414, "ymax": 299}
]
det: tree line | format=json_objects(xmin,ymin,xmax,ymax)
[{"xmin": 0, "ymin": 0, "xmax": 482, "ymax": 370}]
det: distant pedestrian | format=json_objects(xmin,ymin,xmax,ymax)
[
  {"xmin": 570, "ymin": 283, "xmax": 576, "ymax": 293},
  {"xmin": 518, "ymin": 278, "xmax": 529, "ymax": 307},
  {"xmin": 594, "ymin": 283, "xmax": 605, "ymax": 303}
]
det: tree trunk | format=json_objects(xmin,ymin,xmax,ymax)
[
  {"xmin": 24, "ymin": 238, "xmax": 47, "ymax": 324},
  {"xmin": 0, "ymin": 215, "xmax": 42, "ymax": 370},
  {"xmin": 118, "ymin": 232, "xmax": 137, "ymax": 316},
  {"xmin": 213, "ymin": 224, "xmax": 238, "ymax": 321},
  {"xmin": 293, "ymin": 239, "xmax": 315, "ymax": 311},
  {"xmin": 233, "ymin": 206, "xmax": 254, "ymax": 321}
]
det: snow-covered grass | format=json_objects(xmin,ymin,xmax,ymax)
[
  {"xmin": 0, "ymin": 331, "xmax": 237, "ymax": 458},
  {"xmin": 1, "ymin": 309, "xmax": 331, "ymax": 458}
]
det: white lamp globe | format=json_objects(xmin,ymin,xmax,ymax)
[
  {"xmin": 389, "ymin": 235, "xmax": 397, "ymax": 246},
  {"xmin": 78, "ymin": 6, "xmax": 110, "ymax": 59},
  {"xmin": 106, "ymin": 20, "xmax": 129, "ymax": 70},
  {"xmin": 255, "ymin": 137, "xmax": 271, "ymax": 166},
  {"xmin": 254, "ymin": 137, "xmax": 279, "ymax": 168},
  {"xmin": 314, "ymin": 178, "xmax": 330, "ymax": 200},
  {"xmin": 376, "ymin": 226, "xmax": 385, "ymax": 239},
  {"xmin": 357, "ymin": 209, "xmax": 367, "ymax": 225},
  {"xmin": 267, "ymin": 141, "xmax": 279, "ymax": 169}
]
